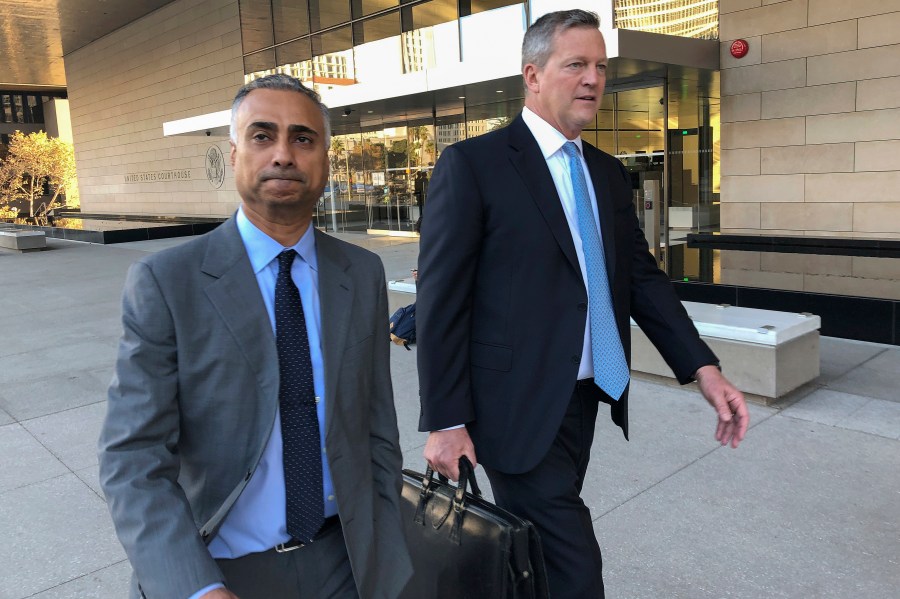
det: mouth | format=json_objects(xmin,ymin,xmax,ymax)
[
  {"xmin": 576, "ymin": 95, "xmax": 597, "ymax": 103},
  {"xmin": 261, "ymin": 171, "xmax": 304, "ymax": 183}
]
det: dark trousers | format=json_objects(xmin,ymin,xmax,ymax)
[
  {"xmin": 483, "ymin": 383, "xmax": 605, "ymax": 599},
  {"xmin": 215, "ymin": 520, "xmax": 358, "ymax": 599}
]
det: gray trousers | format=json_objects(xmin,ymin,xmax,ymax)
[{"xmin": 215, "ymin": 522, "xmax": 358, "ymax": 599}]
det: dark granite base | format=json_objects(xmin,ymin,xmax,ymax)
[
  {"xmin": 687, "ymin": 233, "xmax": 900, "ymax": 258},
  {"xmin": 672, "ymin": 281, "xmax": 898, "ymax": 346},
  {"xmin": 1, "ymin": 215, "xmax": 224, "ymax": 244}
]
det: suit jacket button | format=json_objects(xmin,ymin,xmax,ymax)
[
  {"xmin": 578, "ymin": 303, "xmax": 587, "ymax": 312},
  {"xmin": 571, "ymin": 355, "xmax": 580, "ymax": 364}
]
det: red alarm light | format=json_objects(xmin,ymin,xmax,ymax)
[{"xmin": 730, "ymin": 39, "xmax": 749, "ymax": 59}]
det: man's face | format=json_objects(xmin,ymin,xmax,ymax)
[
  {"xmin": 524, "ymin": 26, "xmax": 607, "ymax": 139},
  {"xmin": 230, "ymin": 88, "xmax": 328, "ymax": 218}
]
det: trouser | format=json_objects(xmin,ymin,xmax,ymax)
[
  {"xmin": 215, "ymin": 517, "xmax": 358, "ymax": 599},
  {"xmin": 484, "ymin": 382, "xmax": 605, "ymax": 599}
]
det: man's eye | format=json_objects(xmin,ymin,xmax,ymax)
[
  {"xmin": 295, "ymin": 136, "xmax": 311, "ymax": 144},
  {"xmin": 252, "ymin": 133, "xmax": 269, "ymax": 141}
]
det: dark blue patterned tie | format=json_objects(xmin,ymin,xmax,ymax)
[
  {"xmin": 275, "ymin": 249, "xmax": 324, "ymax": 542},
  {"xmin": 562, "ymin": 142, "xmax": 630, "ymax": 400}
]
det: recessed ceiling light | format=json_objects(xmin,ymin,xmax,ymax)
[
  {"xmin": 458, "ymin": 96, "xmax": 465, "ymax": 99},
  {"xmin": 496, "ymin": 90, "xmax": 503, "ymax": 93}
]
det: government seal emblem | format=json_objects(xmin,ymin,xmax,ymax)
[{"xmin": 206, "ymin": 145, "xmax": 225, "ymax": 189}]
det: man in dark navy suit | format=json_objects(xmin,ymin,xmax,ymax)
[{"xmin": 416, "ymin": 10, "xmax": 749, "ymax": 598}]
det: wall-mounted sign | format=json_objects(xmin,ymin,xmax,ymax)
[
  {"xmin": 730, "ymin": 39, "xmax": 749, "ymax": 59},
  {"xmin": 206, "ymin": 145, "xmax": 226, "ymax": 189},
  {"xmin": 124, "ymin": 170, "xmax": 191, "ymax": 183}
]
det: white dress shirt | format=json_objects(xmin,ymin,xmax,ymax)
[{"xmin": 521, "ymin": 106, "xmax": 604, "ymax": 380}]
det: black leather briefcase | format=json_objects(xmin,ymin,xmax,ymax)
[{"xmin": 399, "ymin": 457, "xmax": 549, "ymax": 599}]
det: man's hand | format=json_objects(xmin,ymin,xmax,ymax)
[
  {"xmin": 694, "ymin": 365, "xmax": 749, "ymax": 448},
  {"xmin": 201, "ymin": 589, "xmax": 239, "ymax": 599},
  {"xmin": 424, "ymin": 428, "xmax": 477, "ymax": 481}
]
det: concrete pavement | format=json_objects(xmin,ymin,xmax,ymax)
[{"xmin": 1, "ymin": 234, "xmax": 898, "ymax": 598}]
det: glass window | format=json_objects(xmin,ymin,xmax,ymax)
[
  {"xmin": 239, "ymin": 0, "xmax": 274, "ymax": 53},
  {"xmin": 411, "ymin": 0, "xmax": 457, "ymax": 29},
  {"xmin": 310, "ymin": 0, "xmax": 351, "ymax": 30},
  {"xmin": 359, "ymin": 0, "xmax": 399, "ymax": 17},
  {"xmin": 614, "ymin": 0, "xmax": 719, "ymax": 40},
  {"xmin": 353, "ymin": 12, "xmax": 401, "ymax": 45},
  {"xmin": 312, "ymin": 25, "xmax": 353, "ymax": 55},
  {"xmin": 12, "ymin": 94, "xmax": 24, "ymax": 123},
  {"xmin": 462, "ymin": 0, "xmax": 522, "ymax": 16},
  {"xmin": 1, "ymin": 95, "xmax": 11, "ymax": 123},
  {"xmin": 273, "ymin": 0, "xmax": 310, "ymax": 43},
  {"xmin": 244, "ymin": 49, "xmax": 276, "ymax": 74},
  {"xmin": 276, "ymin": 37, "xmax": 312, "ymax": 66}
]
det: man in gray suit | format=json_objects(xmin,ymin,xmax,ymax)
[{"xmin": 99, "ymin": 74, "xmax": 412, "ymax": 599}]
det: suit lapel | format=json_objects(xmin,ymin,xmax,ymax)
[
  {"xmin": 313, "ymin": 230, "xmax": 353, "ymax": 437},
  {"xmin": 201, "ymin": 218, "xmax": 279, "ymax": 401},
  {"xmin": 507, "ymin": 116, "xmax": 581, "ymax": 275},
  {"xmin": 584, "ymin": 144, "xmax": 618, "ymax": 283}
]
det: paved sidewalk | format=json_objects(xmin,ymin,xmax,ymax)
[{"xmin": 1, "ymin": 235, "xmax": 898, "ymax": 598}]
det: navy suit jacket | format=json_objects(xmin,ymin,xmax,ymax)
[{"xmin": 416, "ymin": 114, "xmax": 717, "ymax": 474}]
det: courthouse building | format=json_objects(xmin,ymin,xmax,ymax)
[{"xmin": 4, "ymin": 0, "xmax": 900, "ymax": 343}]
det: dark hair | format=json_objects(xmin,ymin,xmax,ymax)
[
  {"xmin": 521, "ymin": 9, "xmax": 601, "ymax": 69},
  {"xmin": 230, "ymin": 73, "xmax": 330, "ymax": 145}
]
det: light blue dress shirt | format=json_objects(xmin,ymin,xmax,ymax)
[{"xmin": 191, "ymin": 208, "xmax": 337, "ymax": 598}]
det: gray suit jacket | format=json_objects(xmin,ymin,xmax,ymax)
[{"xmin": 98, "ymin": 217, "xmax": 412, "ymax": 598}]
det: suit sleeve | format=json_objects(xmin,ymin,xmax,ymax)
[
  {"xmin": 368, "ymin": 261, "xmax": 406, "ymax": 519},
  {"xmin": 617, "ymin": 162, "xmax": 719, "ymax": 382},
  {"xmin": 416, "ymin": 144, "xmax": 483, "ymax": 431},
  {"xmin": 98, "ymin": 261, "xmax": 222, "ymax": 598}
]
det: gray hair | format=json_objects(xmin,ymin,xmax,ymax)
[
  {"xmin": 521, "ymin": 9, "xmax": 601, "ymax": 69},
  {"xmin": 230, "ymin": 73, "xmax": 331, "ymax": 146}
]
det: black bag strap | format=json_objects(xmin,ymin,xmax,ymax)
[{"xmin": 414, "ymin": 456, "xmax": 483, "ymax": 543}]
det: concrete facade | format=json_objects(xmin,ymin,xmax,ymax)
[
  {"xmin": 719, "ymin": 0, "xmax": 900, "ymax": 298},
  {"xmin": 66, "ymin": 0, "xmax": 243, "ymax": 218}
]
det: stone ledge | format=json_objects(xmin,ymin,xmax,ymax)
[
  {"xmin": 0, "ymin": 230, "xmax": 47, "ymax": 252},
  {"xmin": 631, "ymin": 302, "xmax": 821, "ymax": 400}
]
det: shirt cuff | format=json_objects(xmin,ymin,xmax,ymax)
[
  {"xmin": 438, "ymin": 424, "xmax": 465, "ymax": 431},
  {"xmin": 189, "ymin": 582, "xmax": 225, "ymax": 599}
]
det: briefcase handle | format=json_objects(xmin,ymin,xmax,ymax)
[{"xmin": 416, "ymin": 456, "xmax": 482, "ymax": 544}]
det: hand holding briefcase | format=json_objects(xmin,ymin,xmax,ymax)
[{"xmin": 399, "ymin": 456, "xmax": 549, "ymax": 599}]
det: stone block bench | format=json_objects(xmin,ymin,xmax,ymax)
[
  {"xmin": 0, "ymin": 229, "xmax": 47, "ymax": 252},
  {"xmin": 631, "ymin": 302, "xmax": 821, "ymax": 402}
]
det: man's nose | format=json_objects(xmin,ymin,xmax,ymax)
[{"xmin": 271, "ymin": 138, "xmax": 295, "ymax": 166}]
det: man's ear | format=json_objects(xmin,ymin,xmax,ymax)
[
  {"xmin": 229, "ymin": 141, "xmax": 236, "ymax": 166},
  {"xmin": 523, "ymin": 64, "xmax": 541, "ymax": 94}
]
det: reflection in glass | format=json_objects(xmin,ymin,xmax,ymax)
[
  {"xmin": 411, "ymin": 0, "xmax": 457, "ymax": 29},
  {"xmin": 310, "ymin": 0, "xmax": 351, "ymax": 30},
  {"xmin": 614, "ymin": 0, "xmax": 719, "ymax": 40},
  {"xmin": 273, "ymin": 0, "xmax": 310, "ymax": 43},
  {"xmin": 355, "ymin": 35, "xmax": 404, "ymax": 84},
  {"xmin": 466, "ymin": 0, "xmax": 522, "ymax": 15},
  {"xmin": 354, "ymin": 12, "xmax": 401, "ymax": 45},
  {"xmin": 359, "ymin": 0, "xmax": 398, "ymax": 17},
  {"xmin": 276, "ymin": 38, "xmax": 312, "ymax": 68},
  {"xmin": 239, "ymin": 0, "xmax": 275, "ymax": 53},
  {"xmin": 459, "ymin": 3, "xmax": 524, "ymax": 64},
  {"xmin": 244, "ymin": 49, "xmax": 276, "ymax": 75},
  {"xmin": 312, "ymin": 25, "xmax": 353, "ymax": 55}
]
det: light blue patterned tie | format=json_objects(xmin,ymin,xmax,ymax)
[{"xmin": 562, "ymin": 142, "xmax": 630, "ymax": 400}]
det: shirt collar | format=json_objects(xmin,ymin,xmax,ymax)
[
  {"xmin": 236, "ymin": 206, "xmax": 318, "ymax": 274},
  {"xmin": 521, "ymin": 106, "xmax": 584, "ymax": 160}
]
